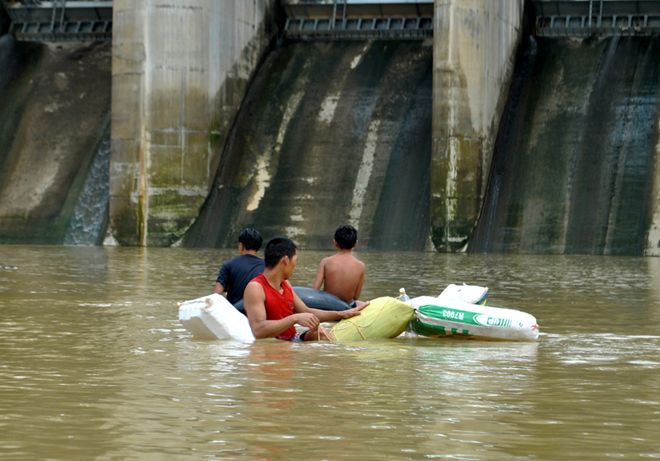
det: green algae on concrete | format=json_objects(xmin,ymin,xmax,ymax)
[
  {"xmin": 431, "ymin": 0, "xmax": 525, "ymax": 252},
  {"xmin": 431, "ymin": 134, "xmax": 483, "ymax": 252},
  {"xmin": 109, "ymin": 0, "xmax": 275, "ymax": 247}
]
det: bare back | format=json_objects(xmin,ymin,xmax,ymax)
[{"xmin": 313, "ymin": 252, "xmax": 365, "ymax": 303}]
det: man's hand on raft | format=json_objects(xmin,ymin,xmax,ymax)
[
  {"xmin": 338, "ymin": 300, "xmax": 369, "ymax": 319},
  {"xmin": 295, "ymin": 312, "xmax": 320, "ymax": 329}
]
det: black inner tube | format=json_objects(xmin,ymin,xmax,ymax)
[{"xmin": 233, "ymin": 286, "xmax": 350, "ymax": 315}]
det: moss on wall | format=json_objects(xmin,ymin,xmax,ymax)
[
  {"xmin": 431, "ymin": 0, "xmax": 524, "ymax": 252},
  {"xmin": 109, "ymin": 0, "xmax": 277, "ymax": 246}
]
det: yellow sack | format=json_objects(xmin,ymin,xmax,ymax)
[{"xmin": 329, "ymin": 297, "xmax": 414, "ymax": 342}]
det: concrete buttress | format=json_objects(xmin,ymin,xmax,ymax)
[
  {"xmin": 109, "ymin": 0, "xmax": 276, "ymax": 246},
  {"xmin": 431, "ymin": 0, "xmax": 524, "ymax": 251}
]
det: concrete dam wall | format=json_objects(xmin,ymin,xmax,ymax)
[
  {"xmin": 471, "ymin": 36, "xmax": 660, "ymax": 256},
  {"xmin": 1, "ymin": 0, "xmax": 659, "ymax": 255},
  {"xmin": 184, "ymin": 40, "xmax": 433, "ymax": 250},
  {"xmin": 0, "ymin": 36, "xmax": 110, "ymax": 244},
  {"xmin": 110, "ymin": 0, "xmax": 277, "ymax": 246},
  {"xmin": 431, "ymin": 0, "xmax": 525, "ymax": 252}
]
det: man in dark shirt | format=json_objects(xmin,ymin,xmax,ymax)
[{"xmin": 214, "ymin": 228, "xmax": 265, "ymax": 305}]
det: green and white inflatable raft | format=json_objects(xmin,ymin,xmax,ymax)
[{"xmin": 408, "ymin": 284, "xmax": 540, "ymax": 342}]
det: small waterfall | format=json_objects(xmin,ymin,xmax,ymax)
[{"xmin": 64, "ymin": 124, "xmax": 111, "ymax": 246}]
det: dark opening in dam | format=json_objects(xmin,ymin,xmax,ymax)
[
  {"xmin": 472, "ymin": 35, "xmax": 660, "ymax": 255},
  {"xmin": 185, "ymin": 39, "xmax": 433, "ymax": 251}
]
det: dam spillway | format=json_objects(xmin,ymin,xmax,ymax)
[
  {"xmin": 0, "ymin": 36, "xmax": 110, "ymax": 244},
  {"xmin": 184, "ymin": 39, "xmax": 433, "ymax": 251},
  {"xmin": 471, "ymin": 35, "xmax": 660, "ymax": 255}
]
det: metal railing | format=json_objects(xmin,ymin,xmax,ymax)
[
  {"xmin": 1, "ymin": 0, "xmax": 112, "ymax": 41},
  {"xmin": 282, "ymin": 0, "xmax": 433, "ymax": 39},
  {"xmin": 533, "ymin": 0, "xmax": 660, "ymax": 36}
]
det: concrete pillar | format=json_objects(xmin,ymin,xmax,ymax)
[
  {"xmin": 110, "ymin": 0, "xmax": 276, "ymax": 246},
  {"xmin": 431, "ymin": 0, "xmax": 524, "ymax": 251},
  {"xmin": 646, "ymin": 121, "xmax": 660, "ymax": 256}
]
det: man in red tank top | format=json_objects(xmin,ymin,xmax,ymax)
[{"xmin": 243, "ymin": 237, "xmax": 365, "ymax": 341}]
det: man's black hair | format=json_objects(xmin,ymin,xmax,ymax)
[
  {"xmin": 239, "ymin": 227, "xmax": 263, "ymax": 251},
  {"xmin": 334, "ymin": 224, "xmax": 358, "ymax": 250},
  {"xmin": 264, "ymin": 237, "xmax": 297, "ymax": 268}
]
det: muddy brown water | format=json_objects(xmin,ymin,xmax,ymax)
[{"xmin": 1, "ymin": 245, "xmax": 659, "ymax": 460}]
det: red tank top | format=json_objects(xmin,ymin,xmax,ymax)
[{"xmin": 252, "ymin": 273, "xmax": 296, "ymax": 341}]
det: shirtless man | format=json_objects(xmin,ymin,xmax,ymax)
[
  {"xmin": 243, "ymin": 237, "xmax": 365, "ymax": 342},
  {"xmin": 313, "ymin": 224, "xmax": 366, "ymax": 306}
]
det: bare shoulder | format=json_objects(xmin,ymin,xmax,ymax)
[
  {"xmin": 244, "ymin": 281, "xmax": 266, "ymax": 317},
  {"xmin": 350, "ymin": 254, "xmax": 366, "ymax": 269},
  {"xmin": 322, "ymin": 254, "xmax": 339, "ymax": 263},
  {"xmin": 244, "ymin": 280, "xmax": 265, "ymax": 299}
]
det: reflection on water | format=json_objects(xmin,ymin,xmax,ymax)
[{"xmin": 1, "ymin": 246, "xmax": 659, "ymax": 460}]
